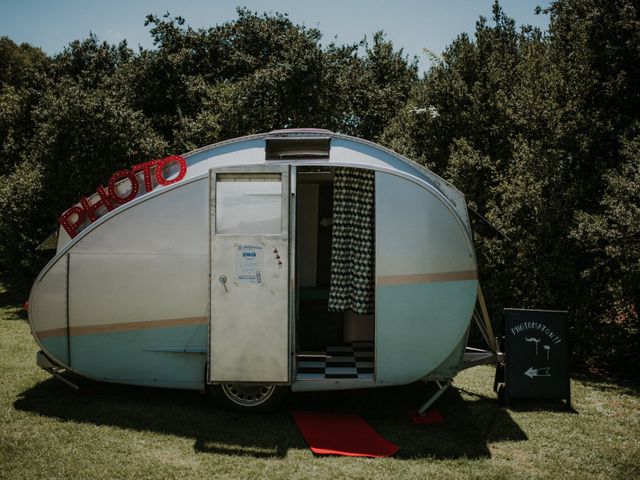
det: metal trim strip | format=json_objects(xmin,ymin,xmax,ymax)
[{"xmin": 376, "ymin": 270, "xmax": 478, "ymax": 286}]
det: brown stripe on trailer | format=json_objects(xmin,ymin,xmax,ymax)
[
  {"xmin": 376, "ymin": 270, "xmax": 478, "ymax": 286},
  {"xmin": 36, "ymin": 316, "xmax": 208, "ymax": 338}
]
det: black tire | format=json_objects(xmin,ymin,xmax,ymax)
[{"xmin": 210, "ymin": 383, "xmax": 289, "ymax": 413}]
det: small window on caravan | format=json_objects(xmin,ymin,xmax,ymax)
[{"xmin": 215, "ymin": 174, "xmax": 282, "ymax": 235}]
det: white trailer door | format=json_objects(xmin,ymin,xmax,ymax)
[{"xmin": 208, "ymin": 166, "xmax": 290, "ymax": 383}]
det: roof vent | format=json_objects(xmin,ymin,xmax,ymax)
[{"xmin": 265, "ymin": 135, "xmax": 331, "ymax": 160}]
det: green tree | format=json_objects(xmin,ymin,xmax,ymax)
[
  {"xmin": 348, "ymin": 32, "xmax": 418, "ymax": 141},
  {"xmin": 0, "ymin": 80, "xmax": 166, "ymax": 284},
  {"xmin": 571, "ymin": 128, "xmax": 640, "ymax": 370},
  {"xmin": 383, "ymin": 0, "xmax": 640, "ymax": 371},
  {"xmin": 0, "ymin": 37, "xmax": 51, "ymax": 171},
  {"xmin": 53, "ymin": 33, "xmax": 133, "ymax": 89}
]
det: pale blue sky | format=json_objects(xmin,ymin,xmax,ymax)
[{"xmin": 1, "ymin": 1, "xmax": 550, "ymax": 72}]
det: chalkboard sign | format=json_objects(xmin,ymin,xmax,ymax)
[{"xmin": 503, "ymin": 309, "xmax": 570, "ymax": 407}]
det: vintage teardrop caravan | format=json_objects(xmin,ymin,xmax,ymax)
[{"xmin": 28, "ymin": 129, "xmax": 492, "ymax": 411}]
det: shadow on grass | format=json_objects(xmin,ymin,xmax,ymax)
[
  {"xmin": 507, "ymin": 398, "xmax": 577, "ymax": 413},
  {"xmin": 291, "ymin": 382, "xmax": 528, "ymax": 459},
  {"xmin": 14, "ymin": 376, "xmax": 526, "ymax": 460},
  {"xmin": 14, "ymin": 376, "xmax": 301, "ymax": 458}
]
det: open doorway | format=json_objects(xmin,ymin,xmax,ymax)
[{"xmin": 295, "ymin": 166, "xmax": 375, "ymax": 381}]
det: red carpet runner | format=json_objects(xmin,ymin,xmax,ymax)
[{"xmin": 291, "ymin": 411, "xmax": 399, "ymax": 457}]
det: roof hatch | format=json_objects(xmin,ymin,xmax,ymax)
[{"xmin": 265, "ymin": 130, "xmax": 331, "ymax": 160}]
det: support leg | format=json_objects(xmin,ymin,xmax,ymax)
[
  {"xmin": 418, "ymin": 380, "xmax": 450, "ymax": 415},
  {"xmin": 44, "ymin": 368, "xmax": 80, "ymax": 391}
]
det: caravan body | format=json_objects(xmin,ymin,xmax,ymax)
[{"xmin": 28, "ymin": 129, "xmax": 478, "ymax": 407}]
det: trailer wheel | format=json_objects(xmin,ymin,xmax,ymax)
[{"xmin": 210, "ymin": 383, "xmax": 288, "ymax": 412}]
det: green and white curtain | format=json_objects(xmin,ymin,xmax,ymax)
[{"xmin": 328, "ymin": 168, "xmax": 375, "ymax": 315}]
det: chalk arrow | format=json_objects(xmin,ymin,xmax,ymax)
[{"xmin": 524, "ymin": 367, "xmax": 551, "ymax": 379}]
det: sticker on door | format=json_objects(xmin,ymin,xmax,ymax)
[{"xmin": 236, "ymin": 245, "xmax": 263, "ymax": 283}]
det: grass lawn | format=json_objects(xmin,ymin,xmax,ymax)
[{"xmin": 1, "ymin": 283, "xmax": 638, "ymax": 480}]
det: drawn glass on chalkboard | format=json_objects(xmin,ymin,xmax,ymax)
[{"xmin": 526, "ymin": 337, "xmax": 540, "ymax": 355}]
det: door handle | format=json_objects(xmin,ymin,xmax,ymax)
[{"xmin": 219, "ymin": 275, "xmax": 228, "ymax": 293}]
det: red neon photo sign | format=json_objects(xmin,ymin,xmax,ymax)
[{"xmin": 58, "ymin": 155, "xmax": 188, "ymax": 239}]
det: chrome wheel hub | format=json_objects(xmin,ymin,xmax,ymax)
[{"xmin": 221, "ymin": 384, "xmax": 276, "ymax": 407}]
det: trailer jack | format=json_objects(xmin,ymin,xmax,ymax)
[
  {"xmin": 416, "ymin": 285, "xmax": 499, "ymax": 415},
  {"xmin": 418, "ymin": 380, "xmax": 451, "ymax": 415},
  {"xmin": 37, "ymin": 351, "xmax": 80, "ymax": 391}
]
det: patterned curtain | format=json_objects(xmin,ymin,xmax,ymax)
[{"xmin": 328, "ymin": 168, "xmax": 375, "ymax": 315}]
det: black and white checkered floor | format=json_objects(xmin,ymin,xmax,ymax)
[{"xmin": 296, "ymin": 341, "xmax": 374, "ymax": 380}]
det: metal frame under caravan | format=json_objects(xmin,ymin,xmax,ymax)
[{"xmin": 28, "ymin": 129, "xmax": 497, "ymax": 411}]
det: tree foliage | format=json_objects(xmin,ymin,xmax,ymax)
[
  {"xmin": 382, "ymin": 0, "xmax": 639, "ymax": 372},
  {"xmin": 0, "ymin": 1, "xmax": 637, "ymax": 372}
]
